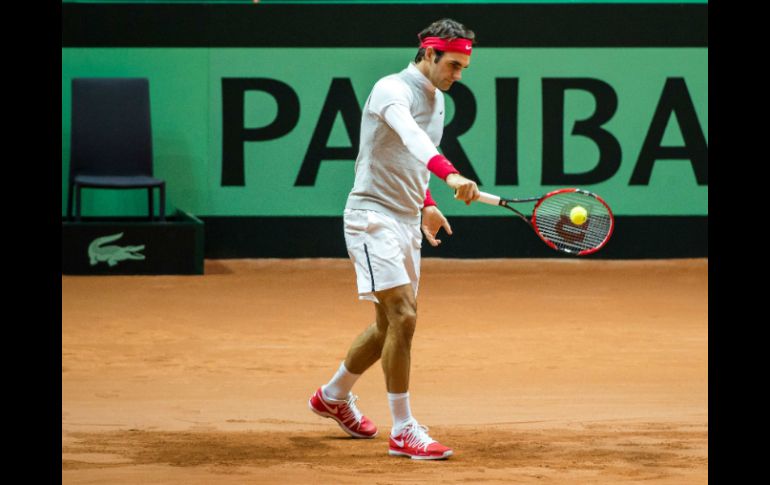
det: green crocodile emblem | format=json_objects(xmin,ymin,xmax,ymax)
[{"xmin": 88, "ymin": 232, "xmax": 145, "ymax": 267}]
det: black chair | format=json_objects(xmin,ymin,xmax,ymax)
[{"xmin": 67, "ymin": 78, "xmax": 165, "ymax": 222}]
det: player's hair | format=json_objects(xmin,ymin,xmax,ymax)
[{"xmin": 415, "ymin": 18, "xmax": 476, "ymax": 64}]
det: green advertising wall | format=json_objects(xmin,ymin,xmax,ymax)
[{"xmin": 62, "ymin": 2, "xmax": 708, "ymax": 258}]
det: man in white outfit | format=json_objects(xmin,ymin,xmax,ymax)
[{"xmin": 309, "ymin": 18, "xmax": 480, "ymax": 460}]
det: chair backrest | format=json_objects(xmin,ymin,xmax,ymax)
[{"xmin": 70, "ymin": 78, "xmax": 153, "ymax": 178}]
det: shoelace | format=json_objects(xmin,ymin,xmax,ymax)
[
  {"xmin": 340, "ymin": 394, "xmax": 364, "ymax": 424},
  {"xmin": 402, "ymin": 421, "xmax": 436, "ymax": 451}
]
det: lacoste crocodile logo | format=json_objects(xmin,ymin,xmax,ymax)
[{"xmin": 88, "ymin": 232, "xmax": 145, "ymax": 267}]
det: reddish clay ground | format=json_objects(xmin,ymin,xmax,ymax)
[{"xmin": 62, "ymin": 258, "xmax": 707, "ymax": 484}]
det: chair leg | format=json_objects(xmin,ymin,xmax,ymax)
[
  {"xmin": 148, "ymin": 188, "xmax": 154, "ymax": 221},
  {"xmin": 67, "ymin": 182, "xmax": 74, "ymax": 221},
  {"xmin": 159, "ymin": 183, "xmax": 166, "ymax": 222},
  {"xmin": 75, "ymin": 185, "xmax": 82, "ymax": 222}
]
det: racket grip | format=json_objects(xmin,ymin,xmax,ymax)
[{"xmin": 477, "ymin": 191, "xmax": 502, "ymax": 206}]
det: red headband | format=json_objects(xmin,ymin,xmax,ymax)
[{"xmin": 419, "ymin": 36, "xmax": 473, "ymax": 55}]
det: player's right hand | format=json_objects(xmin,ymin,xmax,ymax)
[{"xmin": 446, "ymin": 173, "xmax": 480, "ymax": 205}]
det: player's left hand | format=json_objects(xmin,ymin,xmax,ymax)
[{"xmin": 421, "ymin": 205, "xmax": 452, "ymax": 247}]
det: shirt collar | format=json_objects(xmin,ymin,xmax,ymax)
[{"xmin": 405, "ymin": 62, "xmax": 436, "ymax": 95}]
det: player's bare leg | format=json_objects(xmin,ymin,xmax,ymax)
[
  {"xmin": 309, "ymin": 279, "xmax": 413, "ymax": 440},
  {"xmin": 374, "ymin": 283, "xmax": 453, "ymax": 460},
  {"xmin": 307, "ymin": 298, "xmax": 390, "ymax": 439},
  {"xmin": 374, "ymin": 284, "xmax": 417, "ymax": 394},
  {"xmin": 342, "ymin": 303, "xmax": 389, "ymax": 374}
]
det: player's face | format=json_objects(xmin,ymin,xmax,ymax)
[{"xmin": 428, "ymin": 51, "xmax": 471, "ymax": 91}]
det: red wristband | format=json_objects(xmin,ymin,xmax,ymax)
[
  {"xmin": 427, "ymin": 154, "xmax": 459, "ymax": 180},
  {"xmin": 423, "ymin": 188, "xmax": 437, "ymax": 208}
]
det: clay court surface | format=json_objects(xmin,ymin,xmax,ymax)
[{"xmin": 62, "ymin": 258, "xmax": 708, "ymax": 484}]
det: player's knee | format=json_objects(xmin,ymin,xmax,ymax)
[
  {"xmin": 389, "ymin": 305, "xmax": 417, "ymax": 341},
  {"xmin": 377, "ymin": 286, "xmax": 417, "ymax": 340}
]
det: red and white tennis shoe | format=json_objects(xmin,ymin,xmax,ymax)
[
  {"xmin": 388, "ymin": 419, "xmax": 453, "ymax": 460},
  {"xmin": 308, "ymin": 387, "xmax": 378, "ymax": 438}
]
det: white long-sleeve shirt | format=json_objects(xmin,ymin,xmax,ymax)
[{"xmin": 345, "ymin": 63, "xmax": 444, "ymax": 224}]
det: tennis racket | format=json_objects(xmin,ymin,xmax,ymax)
[{"xmin": 476, "ymin": 188, "xmax": 614, "ymax": 255}]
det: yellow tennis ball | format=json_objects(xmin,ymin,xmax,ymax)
[{"xmin": 570, "ymin": 206, "xmax": 588, "ymax": 225}]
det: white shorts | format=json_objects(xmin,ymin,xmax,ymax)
[{"xmin": 343, "ymin": 209, "xmax": 422, "ymax": 303}]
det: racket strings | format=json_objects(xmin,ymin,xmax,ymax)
[{"xmin": 533, "ymin": 192, "xmax": 612, "ymax": 253}]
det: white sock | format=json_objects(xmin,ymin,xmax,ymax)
[
  {"xmin": 322, "ymin": 361, "xmax": 361, "ymax": 401},
  {"xmin": 388, "ymin": 391, "xmax": 413, "ymax": 435}
]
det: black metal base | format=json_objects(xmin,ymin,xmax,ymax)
[
  {"xmin": 200, "ymin": 215, "xmax": 707, "ymax": 259},
  {"xmin": 62, "ymin": 209, "xmax": 204, "ymax": 275}
]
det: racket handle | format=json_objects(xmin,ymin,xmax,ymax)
[{"xmin": 477, "ymin": 191, "xmax": 502, "ymax": 206}]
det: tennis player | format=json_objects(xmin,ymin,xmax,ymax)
[{"xmin": 309, "ymin": 18, "xmax": 479, "ymax": 460}]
